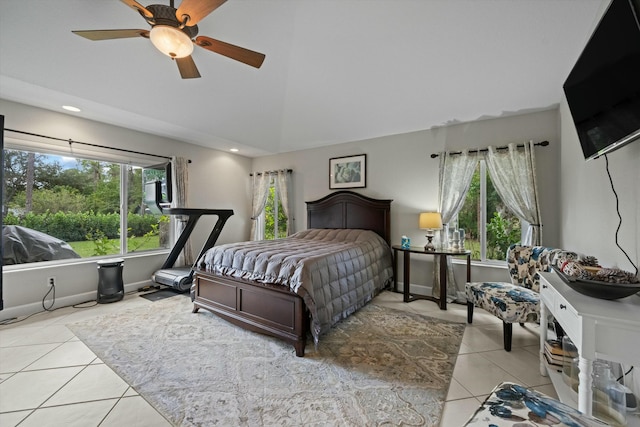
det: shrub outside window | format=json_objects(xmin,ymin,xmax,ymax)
[
  {"xmin": 262, "ymin": 176, "xmax": 287, "ymax": 240},
  {"xmin": 456, "ymin": 160, "xmax": 524, "ymax": 262}
]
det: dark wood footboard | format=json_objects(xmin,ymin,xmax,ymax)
[
  {"xmin": 192, "ymin": 268, "xmax": 310, "ymax": 357},
  {"xmin": 191, "ymin": 191, "xmax": 392, "ymax": 357}
]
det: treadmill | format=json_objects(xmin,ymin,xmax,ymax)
[{"xmin": 146, "ymin": 181, "xmax": 233, "ymax": 292}]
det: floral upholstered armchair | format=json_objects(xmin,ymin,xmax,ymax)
[{"xmin": 465, "ymin": 245, "xmax": 559, "ymax": 351}]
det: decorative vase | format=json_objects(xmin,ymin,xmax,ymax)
[
  {"xmin": 439, "ymin": 224, "xmax": 449, "ymax": 250},
  {"xmin": 591, "ymin": 360, "xmax": 627, "ymax": 426}
]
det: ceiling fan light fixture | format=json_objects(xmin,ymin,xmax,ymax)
[{"xmin": 150, "ymin": 25, "xmax": 193, "ymax": 58}]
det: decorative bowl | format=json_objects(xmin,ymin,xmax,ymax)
[{"xmin": 552, "ymin": 266, "xmax": 640, "ymax": 300}]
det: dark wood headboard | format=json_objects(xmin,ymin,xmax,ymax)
[{"xmin": 306, "ymin": 191, "xmax": 392, "ymax": 245}]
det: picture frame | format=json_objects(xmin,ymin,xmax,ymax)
[{"xmin": 329, "ymin": 154, "xmax": 366, "ymax": 189}]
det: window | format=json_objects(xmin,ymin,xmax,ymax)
[
  {"xmin": 2, "ymin": 147, "xmax": 169, "ymax": 265},
  {"xmin": 261, "ymin": 176, "xmax": 287, "ymax": 240},
  {"xmin": 456, "ymin": 160, "xmax": 524, "ymax": 262}
]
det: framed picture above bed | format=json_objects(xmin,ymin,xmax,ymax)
[{"xmin": 329, "ymin": 154, "xmax": 366, "ymax": 189}]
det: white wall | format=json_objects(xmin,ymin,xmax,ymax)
[
  {"xmin": 9, "ymin": 100, "xmax": 623, "ymax": 317},
  {"xmin": 559, "ymin": 98, "xmax": 640, "ymax": 273},
  {"xmin": 252, "ymin": 108, "xmax": 561, "ymax": 296},
  {"xmin": 1, "ymin": 99, "xmax": 252, "ymax": 319}
]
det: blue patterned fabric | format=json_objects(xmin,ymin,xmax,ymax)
[
  {"xmin": 465, "ymin": 245, "xmax": 557, "ymax": 324},
  {"xmin": 463, "ymin": 382, "xmax": 610, "ymax": 426},
  {"xmin": 506, "ymin": 245, "xmax": 559, "ymax": 293},
  {"xmin": 466, "ymin": 281, "xmax": 540, "ymax": 323}
]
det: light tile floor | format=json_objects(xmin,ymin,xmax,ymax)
[{"xmin": 0, "ymin": 289, "xmax": 556, "ymax": 426}]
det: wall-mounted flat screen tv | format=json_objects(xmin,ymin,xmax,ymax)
[{"xmin": 563, "ymin": 0, "xmax": 640, "ymax": 161}]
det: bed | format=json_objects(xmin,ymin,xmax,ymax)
[{"xmin": 191, "ymin": 191, "xmax": 393, "ymax": 356}]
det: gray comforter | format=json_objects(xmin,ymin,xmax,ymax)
[{"xmin": 197, "ymin": 228, "xmax": 393, "ymax": 342}]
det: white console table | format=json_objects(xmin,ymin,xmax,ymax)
[{"xmin": 539, "ymin": 271, "xmax": 640, "ymax": 419}]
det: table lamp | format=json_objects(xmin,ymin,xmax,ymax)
[{"xmin": 419, "ymin": 212, "xmax": 443, "ymax": 251}]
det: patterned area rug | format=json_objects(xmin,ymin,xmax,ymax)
[{"xmin": 68, "ymin": 295, "xmax": 465, "ymax": 426}]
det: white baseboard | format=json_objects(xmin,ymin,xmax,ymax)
[
  {"xmin": 3, "ymin": 280, "xmax": 466, "ymax": 323},
  {"xmin": 0, "ymin": 280, "xmax": 153, "ymax": 322}
]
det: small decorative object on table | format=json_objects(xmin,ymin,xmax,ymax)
[
  {"xmin": 439, "ymin": 224, "xmax": 449, "ymax": 250},
  {"xmin": 551, "ymin": 250, "xmax": 640, "ymax": 300},
  {"xmin": 591, "ymin": 360, "xmax": 628, "ymax": 426},
  {"xmin": 419, "ymin": 212, "xmax": 442, "ymax": 251},
  {"xmin": 400, "ymin": 236, "xmax": 410, "ymax": 249},
  {"xmin": 450, "ymin": 229, "xmax": 460, "ymax": 251}
]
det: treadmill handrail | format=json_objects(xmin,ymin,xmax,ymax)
[
  {"xmin": 160, "ymin": 209, "xmax": 234, "ymax": 271},
  {"xmin": 161, "ymin": 208, "xmax": 233, "ymax": 216},
  {"xmin": 149, "ymin": 180, "xmax": 234, "ymax": 285}
]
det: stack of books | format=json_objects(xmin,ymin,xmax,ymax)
[{"xmin": 543, "ymin": 339, "xmax": 577, "ymax": 371}]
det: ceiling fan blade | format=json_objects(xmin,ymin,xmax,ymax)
[
  {"xmin": 120, "ymin": 0, "xmax": 154, "ymax": 18},
  {"xmin": 176, "ymin": 56, "xmax": 201, "ymax": 79},
  {"xmin": 72, "ymin": 29, "xmax": 149, "ymax": 41},
  {"xmin": 195, "ymin": 36, "xmax": 265, "ymax": 68},
  {"xmin": 176, "ymin": 0, "xmax": 227, "ymax": 26}
]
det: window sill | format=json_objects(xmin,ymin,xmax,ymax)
[
  {"xmin": 2, "ymin": 250, "xmax": 170, "ymax": 272},
  {"xmin": 451, "ymin": 257, "xmax": 507, "ymax": 269}
]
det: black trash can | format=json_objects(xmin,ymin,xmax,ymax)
[{"xmin": 97, "ymin": 258, "xmax": 124, "ymax": 303}]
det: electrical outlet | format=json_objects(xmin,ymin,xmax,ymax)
[{"xmin": 47, "ymin": 276, "xmax": 56, "ymax": 287}]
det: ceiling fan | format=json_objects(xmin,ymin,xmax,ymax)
[{"xmin": 72, "ymin": 0, "xmax": 266, "ymax": 79}]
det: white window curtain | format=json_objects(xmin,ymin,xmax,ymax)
[
  {"xmin": 435, "ymin": 150, "xmax": 478, "ymax": 302},
  {"xmin": 250, "ymin": 172, "xmax": 270, "ymax": 241},
  {"xmin": 274, "ymin": 170, "xmax": 293, "ymax": 236},
  {"xmin": 483, "ymin": 141, "xmax": 542, "ymax": 245},
  {"xmin": 173, "ymin": 157, "xmax": 193, "ymax": 266}
]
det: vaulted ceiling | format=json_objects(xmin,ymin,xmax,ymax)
[{"xmin": 0, "ymin": 0, "xmax": 607, "ymax": 157}]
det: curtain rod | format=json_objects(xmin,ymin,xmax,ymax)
[
  {"xmin": 430, "ymin": 140, "xmax": 549, "ymax": 158},
  {"xmin": 250, "ymin": 169, "xmax": 293, "ymax": 176},
  {"xmin": 5, "ymin": 128, "xmax": 175, "ymax": 161}
]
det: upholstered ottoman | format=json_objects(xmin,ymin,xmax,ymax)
[{"xmin": 463, "ymin": 382, "xmax": 610, "ymax": 426}]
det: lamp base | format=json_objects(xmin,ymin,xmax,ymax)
[{"xmin": 424, "ymin": 235, "xmax": 435, "ymax": 251}]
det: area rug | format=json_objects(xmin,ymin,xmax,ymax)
[{"xmin": 68, "ymin": 295, "xmax": 465, "ymax": 426}]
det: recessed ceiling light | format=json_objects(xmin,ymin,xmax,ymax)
[
  {"xmin": 230, "ymin": 148, "xmax": 239, "ymax": 152},
  {"xmin": 62, "ymin": 105, "xmax": 81, "ymax": 112}
]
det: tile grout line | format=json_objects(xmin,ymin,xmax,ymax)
[{"xmin": 36, "ymin": 362, "xmax": 95, "ymax": 412}]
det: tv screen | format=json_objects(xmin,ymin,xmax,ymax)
[{"xmin": 563, "ymin": 0, "xmax": 640, "ymax": 161}]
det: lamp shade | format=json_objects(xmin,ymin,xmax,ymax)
[
  {"xmin": 419, "ymin": 212, "xmax": 443, "ymax": 230},
  {"xmin": 150, "ymin": 25, "xmax": 194, "ymax": 58}
]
